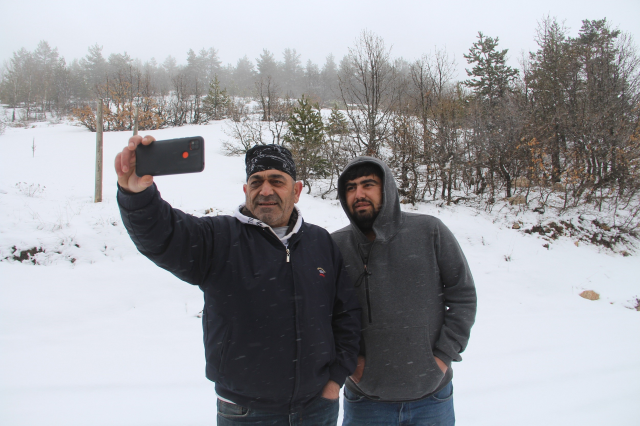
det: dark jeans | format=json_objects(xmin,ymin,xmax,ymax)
[
  {"xmin": 216, "ymin": 396, "xmax": 339, "ymax": 426},
  {"xmin": 342, "ymin": 381, "xmax": 455, "ymax": 426}
]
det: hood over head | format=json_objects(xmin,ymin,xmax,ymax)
[{"xmin": 338, "ymin": 156, "xmax": 403, "ymax": 242}]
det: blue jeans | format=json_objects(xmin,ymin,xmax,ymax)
[
  {"xmin": 342, "ymin": 381, "xmax": 455, "ymax": 426},
  {"xmin": 216, "ymin": 395, "xmax": 339, "ymax": 426}
]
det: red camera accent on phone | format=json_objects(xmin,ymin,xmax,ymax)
[{"xmin": 182, "ymin": 152, "xmax": 189, "ymax": 158}]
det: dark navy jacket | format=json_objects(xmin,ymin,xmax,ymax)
[{"xmin": 118, "ymin": 184, "xmax": 361, "ymax": 414}]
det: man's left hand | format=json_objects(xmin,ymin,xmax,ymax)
[
  {"xmin": 321, "ymin": 380, "xmax": 340, "ymax": 400},
  {"xmin": 435, "ymin": 357, "xmax": 448, "ymax": 374}
]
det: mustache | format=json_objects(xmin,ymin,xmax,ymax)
[
  {"xmin": 254, "ymin": 194, "xmax": 282, "ymax": 205},
  {"xmin": 351, "ymin": 198, "xmax": 373, "ymax": 210}
]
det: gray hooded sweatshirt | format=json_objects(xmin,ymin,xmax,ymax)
[{"xmin": 331, "ymin": 157, "xmax": 477, "ymax": 401}]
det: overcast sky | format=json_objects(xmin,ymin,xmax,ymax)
[{"xmin": 1, "ymin": 0, "xmax": 639, "ymax": 79}]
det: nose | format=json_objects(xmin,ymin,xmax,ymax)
[
  {"xmin": 354, "ymin": 184, "xmax": 366, "ymax": 199},
  {"xmin": 259, "ymin": 181, "xmax": 274, "ymax": 196}
]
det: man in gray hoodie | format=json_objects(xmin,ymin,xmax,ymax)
[{"xmin": 331, "ymin": 157, "xmax": 477, "ymax": 425}]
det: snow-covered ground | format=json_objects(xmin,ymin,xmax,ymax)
[{"xmin": 1, "ymin": 120, "xmax": 639, "ymax": 426}]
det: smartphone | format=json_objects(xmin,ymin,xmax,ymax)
[{"xmin": 135, "ymin": 136, "xmax": 205, "ymax": 177}]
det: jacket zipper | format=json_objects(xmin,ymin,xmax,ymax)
[
  {"xmin": 364, "ymin": 263, "xmax": 373, "ymax": 324},
  {"xmin": 262, "ymin": 227, "xmax": 299, "ymax": 409},
  {"xmin": 358, "ymin": 243, "xmax": 375, "ymax": 324},
  {"xmin": 263, "ymin": 228, "xmax": 290, "ymax": 262}
]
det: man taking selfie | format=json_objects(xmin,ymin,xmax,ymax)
[
  {"xmin": 332, "ymin": 157, "xmax": 477, "ymax": 426},
  {"xmin": 115, "ymin": 136, "xmax": 361, "ymax": 426}
]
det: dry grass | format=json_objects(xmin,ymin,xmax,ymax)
[{"xmin": 579, "ymin": 290, "xmax": 600, "ymax": 301}]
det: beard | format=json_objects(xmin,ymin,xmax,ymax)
[
  {"xmin": 249, "ymin": 193, "xmax": 286, "ymax": 227},
  {"xmin": 350, "ymin": 199, "xmax": 380, "ymax": 231}
]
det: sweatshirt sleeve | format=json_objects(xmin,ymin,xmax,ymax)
[
  {"xmin": 117, "ymin": 183, "xmax": 215, "ymax": 287},
  {"xmin": 328, "ymin": 241, "xmax": 362, "ymax": 386},
  {"xmin": 432, "ymin": 220, "xmax": 477, "ymax": 366}
]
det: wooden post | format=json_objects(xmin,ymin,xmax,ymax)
[
  {"xmin": 133, "ymin": 105, "xmax": 139, "ymax": 136},
  {"xmin": 95, "ymin": 100, "xmax": 104, "ymax": 203}
]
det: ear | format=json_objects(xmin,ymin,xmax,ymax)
[
  {"xmin": 293, "ymin": 180, "xmax": 303, "ymax": 203},
  {"xmin": 243, "ymin": 183, "xmax": 247, "ymax": 194}
]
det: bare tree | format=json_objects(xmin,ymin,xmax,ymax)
[
  {"xmin": 339, "ymin": 30, "xmax": 397, "ymax": 156},
  {"xmin": 223, "ymin": 107, "xmax": 268, "ymax": 155},
  {"xmin": 408, "ymin": 49, "xmax": 460, "ymax": 202},
  {"xmin": 255, "ymin": 76, "xmax": 279, "ymax": 121}
]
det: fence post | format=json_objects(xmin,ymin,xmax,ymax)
[
  {"xmin": 133, "ymin": 105, "xmax": 139, "ymax": 136},
  {"xmin": 95, "ymin": 100, "xmax": 103, "ymax": 203}
]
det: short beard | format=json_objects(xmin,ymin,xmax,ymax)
[
  {"xmin": 351, "ymin": 202, "xmax": 380, "ymax": 231},
  {"xmin": 251, "ymin": 194, "xmax": 283, "ymax": 225}
]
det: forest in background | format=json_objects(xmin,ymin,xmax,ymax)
[{"xmin": 1, "ymin": 17, "xmax": 639, "ymax": 237}]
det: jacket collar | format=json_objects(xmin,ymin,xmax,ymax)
[
  {"xmin": 234, "ymin": 204, "xmax": 303, "ymax": 245},
  {"xmin": 337, "ymin": 156, "xmax": 404, "ymax": 243}
]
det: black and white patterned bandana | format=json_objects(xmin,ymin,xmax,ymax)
[{"xmin": 245, "ymin": 144, "xmax": 297, "ymax": 181}]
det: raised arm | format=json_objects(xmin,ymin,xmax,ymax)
[{"xmin": 115, "ymin": 135, "xmax": 215, "ymax": 287}]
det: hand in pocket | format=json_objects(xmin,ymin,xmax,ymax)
[
  {"xmin": 434, "ymin": 356, "xmax": 448, "ymax": 374},
  {"xmin": 350, "ymin": 356, "xmax": 366, "ymax": 383}
]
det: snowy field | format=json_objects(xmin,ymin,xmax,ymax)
[{"xmin": 1, "ymin": 120, "xmax": 639, "ymax": 426}]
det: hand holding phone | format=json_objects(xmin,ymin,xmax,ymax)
[
  {"xmin": 135, "ymin": 136, "xmax": 205, "ymax": 177},
  {"xmin": 115, "ymin": 135, "xmax": 205, "ymax": 194},
  {"xmin": 115, "ymin": 135, "xmax": 155, "ymax": 193}
]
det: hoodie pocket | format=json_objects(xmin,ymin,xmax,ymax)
[{"xmin": 356, "ymin": 326, "xmax": 444, "ymax": 400}]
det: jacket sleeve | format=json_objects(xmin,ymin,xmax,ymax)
[
  {"xmin": 117, "ymin": 183, "xmax": 215, "ymax": 287},
  {"xmin": 432, "ymin": 220, "xmax": 477, "ymax": 366},
  {"xmin": 328, "ymin": 242, "xmax": 362, "ymax": 386}
]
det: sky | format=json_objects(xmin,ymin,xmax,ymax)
[{"xmin": 1, "ymin": 0, "xmax": 639, "ymax": 79}]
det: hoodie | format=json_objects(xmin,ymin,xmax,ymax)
[{"xmin": 331, "ymin": 157, "xmax": 477, "ymax": 401}]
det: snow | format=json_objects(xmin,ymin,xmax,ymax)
[{"xmin": 1, "ymin": 120, "xmax": 639, "ymax": 425}]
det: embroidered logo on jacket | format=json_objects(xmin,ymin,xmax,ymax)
[{"xmin": 317, "ymin": 267, "xmax": 326, "ymax": 277}]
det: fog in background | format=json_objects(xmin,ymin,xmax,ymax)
[{"xmin": 2, "ymin": 0, "xmax": 639, "ymax": 77}]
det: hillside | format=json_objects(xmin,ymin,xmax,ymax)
[{"xmin": 1, "ymin": 120, "xmax": 639, "ymax": 425}]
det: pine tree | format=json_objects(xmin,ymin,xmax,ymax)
[
  {"xmin": 463, "ymin": 32, "xmax": 518, "ymax": 106},
  {"xmin": 322, "ymin": 104, "xmax": 352, "ymax": 197},
  {"xmin": 256, "ymin": 49, "xmax": 279, "ymax": 80},
  {"xmin": 202, "ymin": 75, "xmax": 229, "ymax": 120},
  {"xmin": 284, "ymin": 95, "xmax": 327, "ymax": 193},
  {"xmin": 327, "ymin": 103, "xmax": 349, "ymax": 138},
  {"xmin": 573, "ymin": 19, "xmax": 635, "ymax": 200},
  {"xmin": 464, "ymin": 32, "xmax": 522, "ymax": 199},
  {"xmin": 526, "ymin": 17, "xmax": 579, "ymax": 183},
  {"xmin": 80, "ymin": 44, "xmax": 107, "ymax": 96}
]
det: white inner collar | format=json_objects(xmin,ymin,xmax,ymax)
[{"xmin": 233, "ymin": 204, "xmax": 303, "ymax": 245}]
